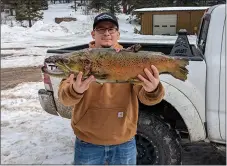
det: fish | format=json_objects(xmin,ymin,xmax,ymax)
[{"xmin": 42, "ymin": 44, "xmax": 189, "ymax": 84}]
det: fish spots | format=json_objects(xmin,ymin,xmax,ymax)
[
  {"xmin": 55, "ymin": 48, "xmax": 189, "ymax": 82},
  {"xmin": 99, "ymin": 54, "xmax": 104, "ymax": 58}
]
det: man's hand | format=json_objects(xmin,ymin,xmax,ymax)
[
  {"xmin": 137, "ymin": 65, "xmax": 160, "ymax": 93},
  {"xmin": 67, "ymin": 72, "xmax": 96, "ymax": 94}
]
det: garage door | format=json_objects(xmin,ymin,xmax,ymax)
[{"xmin": 153, "ymin": 14, "xmax": 177, "ymax": 35}]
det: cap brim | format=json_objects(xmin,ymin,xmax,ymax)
[{"xmin": 93, "ymin": 19, "xmax": 118, "ymax": 29}]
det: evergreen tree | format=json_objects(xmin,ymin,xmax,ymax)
[
  {"xmin": 105, "ymin": 0, "xmax": 121, "ymax": 14},
  {"xmin": 41, "ymin": 0, "xmax": 48, "ymax": 10},
  {"xmin": 88, "ymin": 0, "xmax": 106, "ymax": 12},
  {"xmin": 89, "ymin": 0, "xmax": 121, "ymax": 14},
  {"xmin": 15, "ymin": 0, "xmax": 43, "ymax": 27}
]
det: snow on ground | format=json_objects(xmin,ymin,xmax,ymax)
[
  {"xmin": 1, "ymin": 2, "xmax": 197, "ymax": 68},
  {"xmin": 1, "ymin": 47, "xmax": 47, "ymax": 68},
  {"xmin": 1, "ymin": 3, "xmax": 198, "ymax": 164},
  {"xmin": 1, "ymin": 82, "xmax": 75, "ymax": 164}
]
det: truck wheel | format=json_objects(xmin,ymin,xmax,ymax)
[{"xmin": 136, "ymin": 111, "xmax": 182, "ymax": 165}]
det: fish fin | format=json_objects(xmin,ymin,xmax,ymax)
[
  {"xmin": 95, "ymin": 79, "xmax": 116, "ymax": 84},
  {"xmin": 128, "ymin": 78, "xmax": 143, "ymax": 85},
  {"xmin": 95, "ymin": 79, "xmax": 104, "ymax": 85},
  {"xmin": 169, "ymin": 58, "xmax": 189, "ymax": 81},
  {"xmin": 125, "ymin": 44, "xmax": 142, "ymax": 52},
  {"xmin": 92, "ymin": 72, "xmax": 109, "ymax": 80}
]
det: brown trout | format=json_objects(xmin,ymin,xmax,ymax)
[{"xmin": 43, "ymin": 44, "xmax": 189, "ymax": 83}]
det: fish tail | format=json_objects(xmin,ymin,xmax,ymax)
[{"xmin": 170, "ymin": 58, "xmax": 189, "ymax": 81}]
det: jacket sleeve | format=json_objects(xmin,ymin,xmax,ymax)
[
  {"xmin": 58, "ymin": 79, "xmax": 84, "ymax": 106},
  {"xmin": 133, "ymin": 82, "xmax": 165, "ymax": 106}
]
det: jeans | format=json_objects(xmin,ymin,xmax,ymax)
[{"xmin": 74, "ymin": 137, "xmax": 137, "ymax": 165}]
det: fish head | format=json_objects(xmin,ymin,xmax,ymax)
[
  {"xmin": 44, "ymin": 50, "xmax": 93, "ymax": 77},
  {"xmin": 44, "ymin": 55, "xmax": 73, "ymax": 76}
]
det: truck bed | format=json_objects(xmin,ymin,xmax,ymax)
[
  {"xmin": 46, "ymin": 30, "xmax": 204, "ymax": 62},
  {"xmin": 39, "ymin": 30, "xmax": 206, "ymax": 120}
]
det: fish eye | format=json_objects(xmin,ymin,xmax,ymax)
[{"xmin": 61, "ymin": 58, "xmax": 70, "ymax": 64}]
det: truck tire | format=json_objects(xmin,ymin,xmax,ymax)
[{"xmin": 136, "ymin": 110, "xmax": 182, "ymax": 165}]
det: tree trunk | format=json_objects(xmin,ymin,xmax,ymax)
[
  {"xmin": 123, "ymin": 5, "xmax": 127, "ymax": 13},
  {"xmin": 10, "ymin": 9, "xmax": 14, "ymax": 16},
  {"xmin": 28, "ymin": 1, "xmax": 32, "ymax": 27},
  {"xmin": 74, "ymin": 0, "xmax": 77, "ymax": 11},
  {"xmin": 29, "ymin": 18, "xmax": 32, "ymax": 27},
  {"xmin": 122, "ymin": 0, "xmax": 127, "ymax": 13}
]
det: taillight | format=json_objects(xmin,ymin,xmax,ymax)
[
  {"xmin": 203, "ymin": 7, "xmax": 210, "ymax": 16},
  {"xmin": 43, "ymin": 73, "xmax": 51, "ymax": 84},
  {"xmin": 205, "ymin": 8, "xmax": 209, "ymax": 13},
  {"xmin": 42, "ymin": 63, "xmax": 53, "ymax": 91}
]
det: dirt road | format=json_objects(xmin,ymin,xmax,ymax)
[
  {"xmin": 1, "ymin": 67, "xmax": 226, "ymax": 165},
  {"xmin": 1, "ymin": 67, "xmax": 42, "ymax": 90}
]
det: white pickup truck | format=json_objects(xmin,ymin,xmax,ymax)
[{"xmin": 38, "ymin": 4, "xmax": 226, "ymax": 165}]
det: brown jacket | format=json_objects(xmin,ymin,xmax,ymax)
[{"xmin": 58, "ymin": 41, "xmax": 165, "ymax": 145}]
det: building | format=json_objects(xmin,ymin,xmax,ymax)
[
  {"xmin": 134, "ymin": 6, "xmax": 210, "ymax": 35},
  {"xmin": 1, "ymin": 7, "xmax": 16, "ymax": 16},
  {"xmin": 1, "ymin": 0, "xmax": 19, "ymax": 15}
]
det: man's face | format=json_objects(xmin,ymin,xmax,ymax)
[{"xmin": 91, "ymin": 21, "xmax": 120, "ymax": 48}]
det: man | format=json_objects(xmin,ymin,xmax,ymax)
[{"xmin": 58, "ymin": 12, "xmax": 165, "ymax": 165}]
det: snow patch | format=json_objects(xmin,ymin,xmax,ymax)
[
  {"xmin": 1, "ymin": 81, "xmax": 75, "ymax": 164},
  {"xmin": 29, "ymin": 21, "xmax": 74, "ymax": 36}
]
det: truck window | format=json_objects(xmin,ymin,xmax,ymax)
[{"xmin": 197, "ymin": 14, "xmax": 211, "ymax": 54}]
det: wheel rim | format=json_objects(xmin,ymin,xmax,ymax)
[{"xmin": 135, "ymin": 133, "xmax": 159, "ymax": 165}]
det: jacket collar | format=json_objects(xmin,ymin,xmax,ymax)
[{"xmin": 89, "ymin": 41, "xmax": 123, "ymax": 49}]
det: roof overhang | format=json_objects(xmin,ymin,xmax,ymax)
[{"xmin": 134, "ymin": 6, "xmax": 210, "ymax": 13}]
